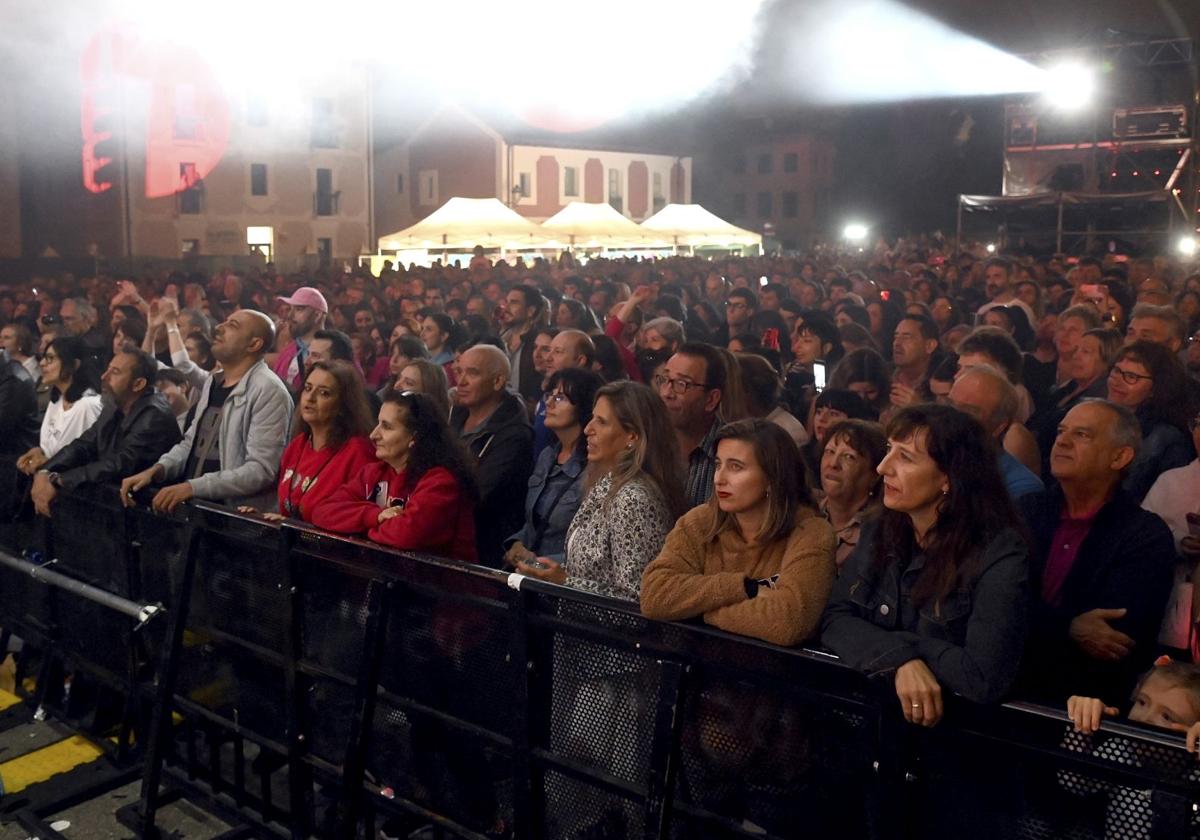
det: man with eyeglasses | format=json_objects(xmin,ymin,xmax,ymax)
[
  {"xmin": 655, "ymin": 342, "xmax": 726, "ymax": 509},
  {"xmin": 715, "ymin": 287, "xmax": 757, "ymax": 348}
]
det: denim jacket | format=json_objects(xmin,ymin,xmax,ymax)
[
  {"xmin": 505, "ymin": 440, "xmax": 586, "ymax": 563},
  {"xmin": 820, "ymin": 520, "xmax": 1029, "ymax": 704}
]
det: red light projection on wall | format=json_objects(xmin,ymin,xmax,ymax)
[{"xmin": 81, "ymin": 26, "xmax": 230, "ymax": 198}]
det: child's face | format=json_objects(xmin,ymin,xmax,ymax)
[{"xmin": 1128, "ymin": 673, "xmax": 1200, "ymax": 729}]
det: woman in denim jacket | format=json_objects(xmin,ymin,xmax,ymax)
[
  {"xmin": 821, "ymin": 404, "xmax": 1029, "ymax": 727},
  {"xmin": 504, "ymin": 368, "xmax": 603, "ymax": 567}
]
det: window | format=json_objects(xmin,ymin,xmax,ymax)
[
  {"xmin": 174, "ymin": 84, "xmax": 200, "ymax": 140},
  {"xmin": 246, "ymin": 96, "xmax": 268, "ymax": 127},
  {"xmin": 756, "ymin": 191, "xmax": 772, "ymax": 219},
  {"xmin": 732, "ymin": 155, "xmax": 746, "ymax": 175},
  {"xmin": 250, "ymin": 163, "xmax": 268, "ymax": 196},
  {"xmin": 608, "ymin": 168, "xmax": 622, "ymax": 213},
  {"xmin": 518, "ymin": 172, "xmax": 531, "ymax": 200},
  {"xmin": 782, "ymin": 191, "xmax": 798, "ymax": 218},
  {"xmin": 179, "ymin": 162, "xmax": 203, "ymax": 214},
  {"xmin": 652, "ymin": 172, "xmax": 665, "ymax": 213},
  {"xmin": 396, "ymin": 173, "xmax": 404, "ymax": 193},
  {"xmin": 317, "ymin": 237, "xmax": 332, "ymax": 267},
  {"xmin": 418, "ymin": 170, "xmax": 438, "ymax": 207},
  {"xmin": 564, "ymin": 166, "xmax": 579, "ymax": 197},
  {"xmin": 757, "ymin": 153, "xmax": 772, "ymax": 174},
  {"xmin": 311, "ymin": 98, "xmax": 337, "ymax": 148},
  {"xmin": 181, "ymin": 239, "xmax": 200, "ymax": 256},
  {"xmin": 783, "ymin": 152, "xmax": 798, "ymax": 173},
  {"xmin": 315, "ymin": 168, "xmax": 336, "ymax": 216},
  {"xmin": 732, "ymin": 193, "xmax": 746, "ymax": 218}
]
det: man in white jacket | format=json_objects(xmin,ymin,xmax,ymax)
[{"xmin": 120, "ymin": 309, "xmax": 293, "ymax": 512}]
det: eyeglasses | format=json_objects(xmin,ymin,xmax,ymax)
[
  {"xmin": 546, "ymin": 391, "xmax": 572, "ymax": 405},
  {"xmin": 653, "ymin": 374, "xmax": 709, "ymax": 395},
  {"xmin": 724, "ymin": 301, "xmax": 748, "ymax": 310},
  {"xmin": 1109, "ymin": 364, "xmax": 1154, "ymax": 385}
]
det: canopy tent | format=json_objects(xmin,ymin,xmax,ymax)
[
  {"xmin": 639, "ymin": 203, "xmax": 762, "ymax": 249},
  {"xmin": 539, "ymin": 201, "xmax": 650, "ymax": 248},
  {"xmin": 378, "ymin": 197, "xmax": 551, "ymax": 251}
]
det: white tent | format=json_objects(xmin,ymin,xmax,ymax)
[
  {"xmin": 539, "ymin": 201, "xmax": 650, "ymax": 249},
  {"xmin": 639, "ymin": 203, "xmax": 762, "ymax": 249},
  {"xmin": 378, "ymin": 197, "xmax": 551, "ymax": 251}
]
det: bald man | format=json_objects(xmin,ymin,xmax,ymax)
[
  {"xmin": 451, "ymin": 344, "xmax": 533, "ymax": 566},
  {"xmin": 949, "ymin": 365, "xmax": 1044, "ymax": 502},
  {"xmin": 121, "ymin": 309, "xmax": 294, "ymax": 512}
]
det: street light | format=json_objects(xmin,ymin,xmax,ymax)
[{"xmin": 843, "ymin": 223, "xmax": 869, "ymax": 243}]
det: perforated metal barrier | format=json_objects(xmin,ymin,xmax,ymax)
[{"xmin": 1, "ymin": 484, "xmax": 1198, "ymax": 840}]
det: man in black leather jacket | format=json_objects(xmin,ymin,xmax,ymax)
[{"xmin": 31, "ymin": 347, "xmax": 181, "ymax": 515}]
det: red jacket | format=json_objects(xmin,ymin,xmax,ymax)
[
  {"xmin": 309, "ymin": 461, "xmax": 478, "ymax": 562},
  {"xmin": 276, "ymin": 434, "xmax": 376, "ymax": 522},
  {"xmin": 605, "ymin": 315, "xmax": 643, "ymax": 382}
]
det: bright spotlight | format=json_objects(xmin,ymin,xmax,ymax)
[
  {"xmin": 843, "ymin": 223, "xmax": 869, "ymax": 242},
  {"xmin": 1042, "ymin": 63, "xmax": 1095, "ymax": 111},
  {"xmin": 986, "ymin": 243, "xmax": 996, "ymax": 254},
  {"xmin": 1178, "ymin": 236, "xmax": 1198, "ymax": 258}
]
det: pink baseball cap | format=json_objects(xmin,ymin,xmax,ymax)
[{"xmin": 277, "ymin": 286, "xmax": 328, "ymax": 313}]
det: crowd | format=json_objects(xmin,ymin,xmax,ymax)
[{"xmin": 3, "ymin": 240, "xmax": 1200, "ymax": 753}]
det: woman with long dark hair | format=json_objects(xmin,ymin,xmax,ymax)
[
  {"xmin": 641, "ymin": 419, "xmax": 836, "ymax": 645},
  {"xmin": 311, "ymin": 390, "xmax": 479, "ymax": 560},
  {"xmin": 17, "ymin": 336, "xmax": 102, "ymax": 473},
  {"xmin": 821, "ymin": 404, "xmax": 1029, "ymax": 725},
  {"xmin": 239, "ymin": 361, "xmax": 376, "ymax": 523}
]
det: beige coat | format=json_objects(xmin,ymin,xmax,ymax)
[{"xmin": 640, "ymin": 504, "xmax": 836, "ymax": 646}]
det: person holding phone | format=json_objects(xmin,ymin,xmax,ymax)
[{"xmin": 1142, "ymin": 409, "xmax": 1200, "ymax": 657}]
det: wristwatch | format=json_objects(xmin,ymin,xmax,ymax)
[{"xmin": 36, "ymin": 469, "xmax": 61, "ymax": 487}]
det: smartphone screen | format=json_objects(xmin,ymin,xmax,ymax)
[{"xmin": 813, "ymin": 361, "xmax": 827, "ymax": 392}]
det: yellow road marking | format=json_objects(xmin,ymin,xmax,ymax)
[{"xmin": 0, "ymin": 735, "xmax": 104, "ymax": 793}]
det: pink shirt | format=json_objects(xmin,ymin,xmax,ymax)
[{"xmin": 1041, "ymin": 514, "xmax": 1097, "ymax": 607}]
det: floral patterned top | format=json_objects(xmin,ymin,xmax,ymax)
[{"xmin": 564, "ymin": 472, "xmax": 674, "ymax": 601}]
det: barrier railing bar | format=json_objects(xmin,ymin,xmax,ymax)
[
  {"xmin": 136, "ymin": 520, "xmax": 202, "ymax": 839},
  {"xmin": 642, "ymin": 659, "xmax": 687, "ymax": 840},
  {"xmin": 1002, "ymin": 700, "xmax": 1196, "ymax": 751},
  {"xmin": 337, "ymin": 579, "xmax": 389, "ymax": 839},
  {"xmin": 527, "ymin": 745, "xmax": 647, "ymax": 800},
  {"xmin": 374, "ymin": 687, "xmax": 515, "ymax": 748},
  {"xmin": 279, "ymin": 525, "xmax": 312, "ymax": 840},
  {"xmin": 0, "ymin": 550, "xmax": 164, "ymax": 629},
  {"xmin": 505, "ymin": 585, "xmax": 542, "ymax": 840}
]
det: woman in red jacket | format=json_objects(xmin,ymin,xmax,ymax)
[
  {"xmin": 241, "ymin": 360, "xmax": 376, "ymax": 523},
  {"xmin": 311, "ymin": 390, "xmax": 480, "ymax": 561}
]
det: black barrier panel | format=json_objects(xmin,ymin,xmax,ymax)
[
  {"xmin": 47, "ymin": 485, "xmax": 130, "ymax": 597},
  {"xmin": 5, "ymin": 490, "xmax": 1200, "ymax": 840}
]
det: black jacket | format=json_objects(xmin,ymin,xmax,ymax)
[
  {"xmin": 0, "ymin": 353, "xmax": 39, "ymax": 518},
  {"xmin": 1017, "ymin": 487, "xmax": 1175, "ymax": 705},
  {"xmin": 451, "ymin": 390, "xmax": 534, "ymax": 567},
  {"xmin": 820, "ymin": 520, "xmax": 1030, "ymax": 705},
  {"xmin": 44, "ymin": 391, "xmax": 182, "ymax": 490}
]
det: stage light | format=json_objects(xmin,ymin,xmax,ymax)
[
  {"xmin": 1178, "ymin": 237, "xmax": 1198, "ymax": 258},
  {"xmin": 986, "ymin": 243, "xmax": 996, "ymax": 254},
  {"xmin": 1042, "ymin": 62, "xmax": 1095, "ymax": 111},
  {"xmin": 843, "ymin": 223, "xmax": 869, "ymax": 242}
]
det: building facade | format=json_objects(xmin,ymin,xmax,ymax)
[
  {"xmin": 374, "ymin": 105, "xmax": 692, "ymax": 238},
  {"xmin": 697, "ymin": 132, "xmax": 836, "ymax": 252}
]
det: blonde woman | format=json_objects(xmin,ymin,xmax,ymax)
[{"xmin": 517, "ymin": 381, "xmax": 686, "ymax": 600}]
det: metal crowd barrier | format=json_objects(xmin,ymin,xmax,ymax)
[{"xmin": 0, "ymin": 480, "xmax": 1198, "ymax": 840}]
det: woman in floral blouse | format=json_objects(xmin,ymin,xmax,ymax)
[{"xmin": 517, "ymin": 381, "xmax": 687, "ymax": 599}]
